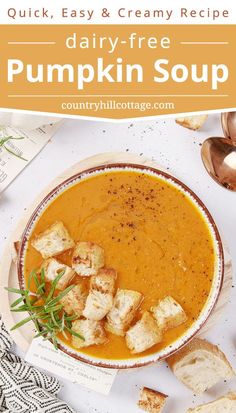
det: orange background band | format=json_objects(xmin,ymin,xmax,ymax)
[{"xmin": 0, "ymin": 25, "xmax": 235, "ymax": 119}]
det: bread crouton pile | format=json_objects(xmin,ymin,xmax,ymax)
[
  {"xmin": 31, "ymin": 220, "xmax": 188, "ymax": 354},
  {"xmin": 31, "ymin": 221, "xmax": 236, "ymax": 413}
]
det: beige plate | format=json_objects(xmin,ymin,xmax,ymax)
[{"xmin": 0, "ymin": 152, "xmax": 233, "ymax": 354}]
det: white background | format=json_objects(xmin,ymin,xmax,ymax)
[
  {"xmin": 0, "ymin": 0, "xmax": 235, "ymax": 24},
  {"xmin": 0, "ymin": 114, "xmax": 236, "ymax": 412}
]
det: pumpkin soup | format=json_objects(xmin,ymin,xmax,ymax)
[{"xmin": 24, "ymin": 169, "xmax": 215, "ymax": 360}]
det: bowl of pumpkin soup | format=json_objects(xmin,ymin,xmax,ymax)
[{"xmin": 16, "ymin": 164, "xmax": 224, "ymax": 369}]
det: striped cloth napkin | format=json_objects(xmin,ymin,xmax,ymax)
[{"xmin": 0, "ymin": 316, "xmax": 76, "ymax": 413}]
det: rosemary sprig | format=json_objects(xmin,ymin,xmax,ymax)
[
  {"xmin": 5, "ymin": 268, "xmax": 84, "ymax": 349},
  {"xmin": 0, "ymin": 136, "xmax": 28, "ymax": 161}
]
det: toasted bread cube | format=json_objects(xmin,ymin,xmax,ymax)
[
  {"xmin": 83, "ymin": 291, "xmax": 113, "ymax": 321},
  {"xmin": 106, "ymin": 289, "xmax": 143, "ymax": 336},
  {"xmin": 83, "ymin": 268, "xmax": 116, "ymax": 321},
  {"xmin": 40, "ymin": 258, "xmax": 75, "ymax": 290},
  {"xmin": 175, "ymin": 115, "xmax": 208, "ymax": 131},
  {"xmin": 31, "ymin": 221, "xmax": 75, "ymax": 259},
  {"xmin": 138, "ymin": 387, "xmax": 168, "ymax": 413},
  {"xmin": 105, "ymin": 323, "xmax": 126, "ymax": 337},
  {"xmin": 71, "ymin": 319, "xmax": 107, "ymax": 349},
  {"xmin": 151, "ymin": 296, "xmax": 187, "ymax": 331},
  {"xmin": 126, "ymin": 312, "xmax": 162, "ymax": 354},
  {"xmin": 72, "ymin": 242, "xmax": 105, "ymax": 277},
  {"xmin": 60, "ymin": 283, "xmax": 87, "ymax": 316},
  {"xmin": 90, "ymin": 268, "xmax": 116, "ymax": 294}
]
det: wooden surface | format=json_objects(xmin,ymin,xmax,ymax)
[{"xmin": 0, "ymin": 152, "xmax": 232, "ymax": 352}]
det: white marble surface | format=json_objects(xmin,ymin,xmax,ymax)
[{"xmin": 0, "ymin": 114, "xmax": 235, "ymax": 413}]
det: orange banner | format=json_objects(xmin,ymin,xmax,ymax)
[{"xmin": 0, "ymin": 25, "xmax": 235, "ymax": 118}]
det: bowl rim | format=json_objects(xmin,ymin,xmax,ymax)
[{"xmin": 17, "ymin": 163, "xmax": 224, "ymax": 369}]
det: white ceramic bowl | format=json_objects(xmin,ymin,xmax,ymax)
[{"xmin": 17, "ymin": 164, "xmax": 224, "ymax": 369}]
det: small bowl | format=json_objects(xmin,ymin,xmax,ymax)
[{"xmin": 17, "ymin": 164, "xmax": 224, "ymax": 369}]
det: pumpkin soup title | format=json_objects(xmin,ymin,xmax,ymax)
[{"xmin": 7, "ymin": 32, "xmax": 229, "ymax": 90}]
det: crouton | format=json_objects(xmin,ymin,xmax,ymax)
[
  {"xmin": 71, "ymin": 319, "xmax": 107, "ymax": 349},
  {"xmin": 40, "ymin": 258, "xmax": 75, "ymax": 290},
  {"xmin": 83, "ymin": 290, "xmax": 113, "ymax": 321},
  {"xmin": 167, "ymin": 338, "xmax": 235, "ymax": 394},
  {"xmin": 60, "ymin": 282, "xmax": 87, "ymax": 316},
  {"xmin": 187, "ymin": 392, "xmax": 236, "ymax": 412},
  {"xmin": 83, "ymin": 268, "xmax": 116, "ymax": 320},
  {"xmin": 106, "ymin": 289, "xmax": 143, "ymax": 336},
  {"xmin": 31, "ymin": 221, "xmax": 75, "ymax": 259},
  {"xmin": 126, "ymin": 312, "xmax": 162, "ymax": 354},
  {"xmin": 90, "ymin": 268, "xmax": 116, "ymax": 294},
  {"xmin": 138, "ymin": 387, "xmax": 168, "ymax": 413},
  {"xmin": 175, "ymin": 115, "xmax": 208, "ymax": 131},
  {"xmin": 72, "ymin": 242, "xmax": 105, "ymax": 277},
  {"xmin": 151, "ymin": 296, "xmax": 187, "ymax": 331}
]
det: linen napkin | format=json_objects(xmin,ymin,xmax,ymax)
[{"xmin": 0, "ymin": 316, "xmax": 76, "ymax": 413}]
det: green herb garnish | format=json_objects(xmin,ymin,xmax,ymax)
[
  {"xmin": 0, "ymin": 136, "xmax": 27, "ymax": 161},
  {"xmin": 5, "ymin": 268, "xmax": 84, "ymax": 349}
]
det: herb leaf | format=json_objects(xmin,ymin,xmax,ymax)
[
  {"xmin": 5, "ymin": 287, "xmax": 28, "ymax": 295},
  {"xmin": 47, "ymin": 284, "xmax": 75, "ymax": 307},
  {"xmin": 45, "ymin": 270, "xmax": 65, "ymax": 304},
  {"xmin": 11, "ymin": 315, "xmax": 36, "ymax": 330},
  {"xmin": 65, "ymin": 325, "xmax": 85, "ymax": 341},
  {"xmin": 11, "ymin": 296, "xmax": 25, "ymax": 308}
]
